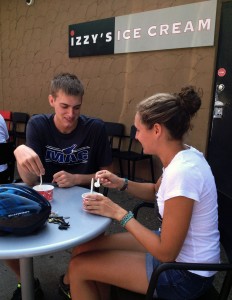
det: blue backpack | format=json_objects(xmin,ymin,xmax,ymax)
[{"xmin": 0, "ymin": 184, "xmax": 51, "ymax": 235}]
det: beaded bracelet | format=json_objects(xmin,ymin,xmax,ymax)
[{"xmin": 119, "ymin": 211, "xmax": 134, "ymax": 227}]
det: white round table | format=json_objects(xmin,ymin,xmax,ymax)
[{"xmin": 0, "ymin": 185, "xmax": 111, "ymax": 300}]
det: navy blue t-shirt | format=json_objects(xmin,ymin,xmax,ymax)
[{"xmin": 26, "ymin": 114, "xmax": 112, "ymax": 183}]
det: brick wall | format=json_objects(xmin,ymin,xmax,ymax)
[{"xmin": 0, "ymin": 0, "xmax": 219, "ymax": 180}]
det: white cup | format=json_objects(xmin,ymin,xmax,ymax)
[
  {"xmin": 82, "ymin": 192, "xmax": 103, "ymax": 211},
  {"xmin": 82, "ymin": 191, "xmax": 102, "ymax": 199}
]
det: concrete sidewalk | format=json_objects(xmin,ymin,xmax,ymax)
[{"xmin": 0, "ymin": 189, "xmax": 231, "ymax": 299}]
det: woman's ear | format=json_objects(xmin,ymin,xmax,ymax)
[{"xmin": 153, "ymin": 123, "xmax": 161, "ymax": 135}]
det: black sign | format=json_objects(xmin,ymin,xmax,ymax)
[{"xmin": 69, "ymin": 17, "xmax": 115, "ymax": 57}]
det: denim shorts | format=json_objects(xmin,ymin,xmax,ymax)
[{"xmin": 146, "ymin": 232, "xmax": 215, "ymax": 299}]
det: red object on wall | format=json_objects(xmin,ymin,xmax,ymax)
[{"xmin": 218, "ymin": 68, "xmax": 226, "ymax": 77}]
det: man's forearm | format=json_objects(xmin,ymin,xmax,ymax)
[{"xmin": 73, "ymin": 163, "xmax": 113, "ymax": 186}]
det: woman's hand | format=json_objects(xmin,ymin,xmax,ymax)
[
  {"xmin": 95, "ymin": 170, "xmax": 125, "ymax": 190},
  {"xmin": 82, "ymin": 193, "xmax": 127, "ymax": 221}
]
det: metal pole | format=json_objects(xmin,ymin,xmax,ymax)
[{"xmin": 19, "ymin": 257, "xmax": 35, "ymax": 300}]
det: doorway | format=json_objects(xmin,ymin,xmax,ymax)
[{"xmin": 207, "ymin": 2, "xmax": 232, "ymax": 198}]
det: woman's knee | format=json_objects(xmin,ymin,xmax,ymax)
[
  {"xmin": 69, "ymin": 255, "xmax": 84, "ymax": 278},
  {"xmin": 71, "ymin": 234, "xmax": 110, "ymax": 257}
]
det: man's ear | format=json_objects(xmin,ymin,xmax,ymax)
[{"xmin": 48, "ymin": 94, "xmax": 55, "ymax": 107}]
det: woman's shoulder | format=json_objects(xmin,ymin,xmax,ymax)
[
  {"xmin": 165, "ymin": 148, "xmax": 212, "ymax": 190},
  {"xmin": 174, "ymin": 146, "xmax": 205, "ymax": 165}
]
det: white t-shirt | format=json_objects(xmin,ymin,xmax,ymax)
[
  {"xmin": 157, "ymin": 146, "xmax": 220, "ymax": 277},
  {"xmin": 0, "ymin": 114, "xmax": 9, "ymax": 172}
]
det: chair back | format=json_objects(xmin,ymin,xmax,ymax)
[
  {"xmin": 104, "ymin": 122, "xmax": 124, "ymax": 153},
  {"xmin": 218, "ymin": 191, "xmax": 232, "ymax": 263},
  {"xmin": 0, "ymin": 142, "xmax": 16, "ymax": 183},
  {"xmin": 0, "ymin": 110, "xmax": 12, "ymax": 131},
  {"xmin": 12, "ymin": 112, "xmax": 30, "ymax": 125},
  {"xmin": 128, "ymin": 125, "xmax": 143, "ymax": 154},
  {"xmin": 11, "ymin": 112, "xmax": 30, "ymax": 144}
]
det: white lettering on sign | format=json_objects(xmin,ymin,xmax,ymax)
[
  {"xmin": 106, "ymin": 32, "xmax": 112, "ymax": 42},
  {"xmin": 70, "ymin": 32, "xmax": 113, "ymax": 47},
  {"xmin": 172, "ymin": 22, "xmax": 181, "ymax": 34},
  {"xmin": 198, "ymin": 19, "xmax": 211, "ymax": 31},
  {"xmin": 92, "ymin": 34, "xmax": 98, "ymax": 43},
  {"xmin": 134, "ymin": 28, "xmax": 141, "ymax": 39},
  {"xmin": 123, "ymin": 30, "xmax": 130, "ymax": 40},
  {"xmin": 117, "ymin": 19, "xmax": 211, "ymax": 41},
  {"xmin": 184, "ymin": 21, "xmax": 194, "ymax": 32},
  {"xmin": 148, "ymin": 26, "xmax": 156, "ymax": 36},
  {"xmin": 83, "ymin": 35, "xmax": 89, "ymax": 44},
  {"xmin": 160, "ymin": 24, "xmax": 169, "ymax": 35},
  {"xmin": 117, "ymin": 28, "xmax": 142, "ymax": 40},
  {"xmin": 69, "ymin": 0, "xmax": 217, "ymax": 56}
]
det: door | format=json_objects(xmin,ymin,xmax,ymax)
[{"xmin": 207, "ymin": 2, "xmax": 232, "ymax": 198}]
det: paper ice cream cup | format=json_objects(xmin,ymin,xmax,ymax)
[{"xmin": 33, "ymin": 184, "xmax": 54, "ymax": 201}]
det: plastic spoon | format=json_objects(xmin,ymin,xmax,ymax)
[
  {"xmin": 40, "ymin": 175, "xmax": 43, "ymax": 185},
  {"xmin": 94, "ymin": 178, "xmax": 100, "ymax": 188},
  {"xmin": 90, "ymin": 178, "xmax": 94, "ymax": 194}
]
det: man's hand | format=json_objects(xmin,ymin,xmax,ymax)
[
  {"xmin": 14, "ymin": 145, "xmax": 45, "ymax": 177},
  {"xmin": 53, "ymin": 171, "xmax": 76, "ymax": 188}
]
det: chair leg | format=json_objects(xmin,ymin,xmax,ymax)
[
  {"xmin": 119, "ymin": 159, "xmax": 124, "ymax": 178},
  {"xmin": 219, "ymin": 270, "xmax": 232, "ymax": 300},
  {"xmin": 132, "ymin": 161, "xmax": 136, "ymax": 181},
  {"xmin": 103, "ymin": 187, "xmax": 109, "ymax": 196},
  {"xmin": 127, "ymin": 160, "xmax": 131, "ymax": 180}
]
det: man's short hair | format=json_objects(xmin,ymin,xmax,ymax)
[{"xmin": 50, "ymin": 73, "xmax": 84, "ymax": 98}]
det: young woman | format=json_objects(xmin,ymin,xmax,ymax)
[{"xmin": 68, "ymin": 86, "xmax": 220, "ymax": 300}]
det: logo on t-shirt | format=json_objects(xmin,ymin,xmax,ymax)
[{"xmin": 45, "ymin": 144, "xmax": 90, "ymax": 165}]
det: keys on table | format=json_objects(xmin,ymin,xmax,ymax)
[{"xmin": 48, "ymin": 213, "xmax": 70, "ymax": 230}]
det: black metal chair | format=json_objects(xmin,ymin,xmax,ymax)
[
  {"xmin": 113, "ymin": 125, "xmax": 155, "ymax": 182},
  {"xmin": 112, "ymin": 190, "xmax": 232, "ymax": 300},
  {"xmin": 104, "ymin": 121, "xmax": 125, "ymax": 155},
  {"xmin": 101, "ymin": 122, "xmax": 125, "ymax": 196},
  {"xmin": 11, "ymin": 112, "xmax": 30, "ymax": 145},
  {"xmin": 0, "ymin": 142, "xmax": 16, "ymax": 183},
  {"xmin": 0, "ymin": 110, "xmax": 12, "ymax": 132}
]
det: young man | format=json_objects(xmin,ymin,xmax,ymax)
[
  {"xmin": 7, "ymin": 73, "xmax": 113, "ymax": 300},
  {"xmin": 14, "ymin": 72, "xmax": 112, "ymax": 188}
]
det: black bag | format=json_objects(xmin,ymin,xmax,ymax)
[{"xmin": 0, "ymin": 184, "xmax": 51, "ymax": 235}]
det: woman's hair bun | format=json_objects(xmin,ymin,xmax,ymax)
[{"xmin": 178, "ymin": 86, "xmax": 202, "ymax": 116}]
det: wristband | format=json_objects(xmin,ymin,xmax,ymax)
[
  {"xmin": 119, "ymin": 211, "xmax": 134, "ymax": 227},
  {"xmin": 119, "ymin": 178, "xmax": 128, "ymax": 191}
]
